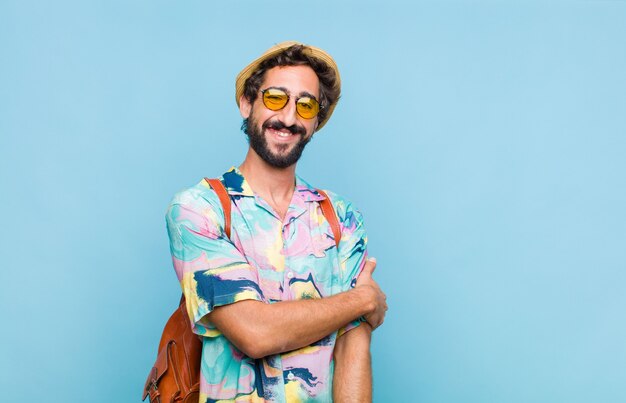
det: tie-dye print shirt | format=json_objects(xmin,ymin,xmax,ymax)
[{"xmin": 165, "ymin": 167, "xmax": 368, "ymax": 403}]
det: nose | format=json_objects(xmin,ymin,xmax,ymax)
[{"xmin": 276, "ymin": 99, "xmax": 298, "ymax": 127}]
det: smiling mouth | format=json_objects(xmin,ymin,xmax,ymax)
[
  {"xmin": 263, "ymin": 120, "xmax": 306, "ymax": 137},
  {"xmin": 267, "ymin": 127, "xmax": 298, "ymax": 139}
]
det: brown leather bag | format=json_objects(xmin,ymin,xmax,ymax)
[
  {"xmin": 142, "ymin": 295, "xmax": 202, "ymax": 403},
  {"xmin": 143, "ymin": 178, "xmax": 341, "ymax": 402}
]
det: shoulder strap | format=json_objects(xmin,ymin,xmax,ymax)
[
  {"xmin": 315, "ymin": 189, "xmax": 341, "ymax": 248},
  {"xmin": 204, "ymin": 178, "xmax": 231, "ymax": 239}
]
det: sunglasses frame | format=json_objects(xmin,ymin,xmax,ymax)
[{"xmin": 260, "ymin": 87, "xmax": 323, "ymax": 120}]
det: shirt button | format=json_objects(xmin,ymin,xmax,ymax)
[{"xmin": 287, "ymin": 271, "xmax": 294, "ymax": 279}]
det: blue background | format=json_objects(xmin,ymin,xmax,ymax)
[{"xmin": 1, "ymin": 1, "xmax": 625, "ymax": 402}]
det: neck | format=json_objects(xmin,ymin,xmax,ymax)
[{"xmin": 239, "ymin": 148, "xmax": 297, "ymax": 212}]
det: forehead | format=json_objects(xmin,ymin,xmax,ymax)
[{"xmin": 261, "ymin": 65, "xmax": 320, "ymax": 97}]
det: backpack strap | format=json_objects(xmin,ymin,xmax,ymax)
[
  {"xmin": 204, "ymin": 178, "xmax": 231, "ymax": 239},
  {"xmin": 315, "ymin": 189, "xmax": 341, "ymax": 248}
]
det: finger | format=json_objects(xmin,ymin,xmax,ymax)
[
  {"xmin": 362, "ymin": 258, "xmax": 376, "ymax": 275},
  {"xmin": 366, "ymin": 257, "xmax": 377, "ymax": 273},
  {"xmin": 367, "ymin": 318, "xmax": 380, "ymax": 330},
  {"xmin": 375, "ymin": 317, "xmax": 383, "ymax": 329},
  {"xmin": 372, "ymin": 313, "xmax": 385, "ymax": 328}
]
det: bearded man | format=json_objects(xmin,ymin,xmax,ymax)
[{"xmin": 166, "ymin": 41, "xmax": 387, "ymax": 403}]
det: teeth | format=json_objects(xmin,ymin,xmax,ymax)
[{"xmin": 268, "ymin": 127, "xmax": 293, "ymax": 138}]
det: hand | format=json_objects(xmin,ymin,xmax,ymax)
[{"xmin": 355, "ymin": 257, "xmax": 387, "ymax": 330}]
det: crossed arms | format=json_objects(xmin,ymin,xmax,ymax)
[
  {"xmin": 208, "ymin": 258, "xmax": 386, "ymax": 358},
  {"xmin": 208, "ymin": 259, "xmax": 386, "ymax": 402}
]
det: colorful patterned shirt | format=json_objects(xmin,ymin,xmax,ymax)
[{"xmin": 165, "ymin": 167, "xmax": 368, "ymax": 403}]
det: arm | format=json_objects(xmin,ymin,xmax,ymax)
[
  {"xmin": 333, "ymin": 322, "xmax": 373, "ymax": 403},
  {"xmin": 207, "ymin": 259, "xmax": 385, "ymax": 359}
]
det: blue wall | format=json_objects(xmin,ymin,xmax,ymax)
[{"xmin": 1, "ymin": 1, "xmax": 625, "ymax": 402}]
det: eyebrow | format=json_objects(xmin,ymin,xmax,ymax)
[
  {"xmin": 267, "ymin": 86, "xmax": 290, "ymax": 94},
  {"xmin": 265, "ymin": 86, "xmax": 319, "ymax": 102},
  {"xmin": 298, "ymin": 91, "xmax": 318, "ymax": 101}
]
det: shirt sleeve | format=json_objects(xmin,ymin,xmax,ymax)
[
  {"xmin": 333, "ymin": 197, "xmax": 368, "ymax": 337},
  {"xmin": 166, "ymin": 189, "xmax": 264, "ymax": 338}
]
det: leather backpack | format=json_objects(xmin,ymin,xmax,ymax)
[{"xmin": 143, "ymin": 178, "xmax": 341, "ymax": 403}]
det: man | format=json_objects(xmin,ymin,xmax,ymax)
[{"xmin": 166, "ymin": 41, "xmax": 387, "ymax": 403}]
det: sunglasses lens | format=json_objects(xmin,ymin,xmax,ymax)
[
  {"xmin": 296, "ymin": 97, "xmax": 319, "ymax": 119},
  {"xmin": 263, "ymin": 89, "xmax": 289, "ymax": 111},
  {"xmin": 262, "ymin": 88, "xmax": 320, "ymax": 119}
]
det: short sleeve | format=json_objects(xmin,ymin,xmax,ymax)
[
  {"xmin": 166, "ymin": 187, "xmax": 264, "ymax": 337},
  {"xmin": 331, "ymin": 195, "xmax": 368, "ymax": 337}
]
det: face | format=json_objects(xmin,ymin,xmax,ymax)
[{"xmin": 240, "ymin": 65, "xmax": 320, "ymax": 169}]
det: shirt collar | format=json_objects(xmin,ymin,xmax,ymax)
[
  {"xmin": 295, "ymin": 175, "xmax": 325, "ymax": 202},
  {"xmin": 220, "ymin": 166, "xmax": 325, "ymax": 202},
  {"xmin": 221, "ymin": 167, "xmax": 255, "ymax": 196}
]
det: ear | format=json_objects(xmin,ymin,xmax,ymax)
[{"xmin": 239, "ymin": 95, "xmax": 252, "ymax": 119}]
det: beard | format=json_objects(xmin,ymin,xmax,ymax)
[{"xmin": 242, "ymin": 114, "xmax": 312, "ymax": 169}]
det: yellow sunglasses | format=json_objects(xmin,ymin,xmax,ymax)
[{"xmin": 260, "ymin": 88, "xmax": 321, "ymax": 120}]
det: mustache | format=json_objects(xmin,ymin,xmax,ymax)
[{"xmin": 263, "ymin": 120, "xmax": 307, "ymax": 136}]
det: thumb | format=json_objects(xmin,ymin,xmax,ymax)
[{"xmin": 364, "ymin": 257, "xmax": 377, "ymax": 275}]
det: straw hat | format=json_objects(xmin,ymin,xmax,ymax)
[{"xmin": 235, "ymin": 41, "xmax": 341, "ymax": 131}]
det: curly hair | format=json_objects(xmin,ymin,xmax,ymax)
[{"xmin": 242, "ymin": 44, "xmax": 340, "ymax": 125}]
